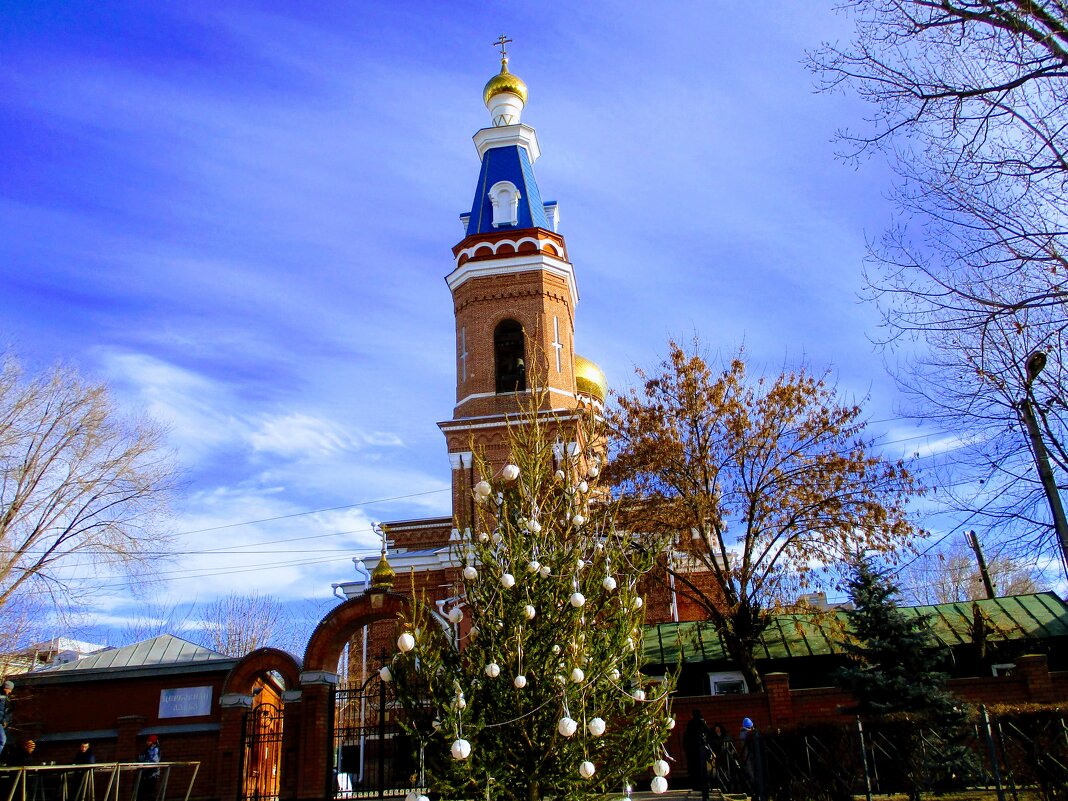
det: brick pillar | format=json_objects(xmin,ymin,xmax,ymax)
[
  {"xmin": 764, "ymin": 672, "xmax": 792, "ymax": 730},
  {"xmin": 280, "ymin": 690, "xmax": 303, "ymax": 800},
  {"xmin": 1016, "ymin": 653, "xmax": 1054, "ymax": 704},
  {"xmin": 216, "ymin": 695, "xmax": 253, "ymax": 801},
  {"xmin": 296, "ymin": 672, "xmax": 338, "ymax": 801},
  {"xmin": 116, "ymin": 715, "xmax": 146, "ymax": 762}
]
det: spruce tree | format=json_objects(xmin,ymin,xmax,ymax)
[
  {"xmin": 390, "ymin": 403, "xmax": 675, "ymax": 801},
  {"xmin": 835, "ymin": 558, "xmax": 955, "ymax": 716},
  {"xmin": 835, "ymin": 559, "xmax": 975, "ymax": 800}
]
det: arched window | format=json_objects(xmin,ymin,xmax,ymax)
[
  {"xmin": 489, "ymin": 181, "xmax": 521, "ymax": 228},
  {"xmin": 494, "ymin": 320, "xmax": 526, "ymax": 393}
]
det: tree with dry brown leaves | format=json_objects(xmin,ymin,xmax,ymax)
[
  {"xmin": 0, "ymin": 357, "xmax": 175, "ymax": 623},
  {"xmin": 606, "ymin": 342, "xmax": 919, "ymax": 690}
]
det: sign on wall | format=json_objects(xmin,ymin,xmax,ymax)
[{"xmin": 159, "ymin": 686, "xmax": 213, "ymax": 719}]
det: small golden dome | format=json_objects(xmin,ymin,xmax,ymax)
[
  {"xmin": 483, "ymin": 58, "xmax": 528, "ymax": 106},
  {"xmin": 370, "ymin": 553, "xmax": 395, "ymax": 590},
  {"xmin": 574, "ymin": 355, "xmax": 608, "ymax": 403}
]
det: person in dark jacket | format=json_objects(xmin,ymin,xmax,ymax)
[
  {"xmin": 138, "ymin": 735, "xmax": 161, "ymax": 801},
  {"xmin": 740, "ymin": 717, "xmax": 764, "ymax": 801},
  {"xmin": 72, "ymin": 742, "xmax": 96, "ymax": 765},
  {"xmin": 682, "ymin": 709, "xmax": 710, "ymax": 800},
  {"xmin": 0, "ymin": 681, "xmax": 13, "ymax": 761}
]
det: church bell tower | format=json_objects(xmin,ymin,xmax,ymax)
[{"xmin": 439, "ymin": 44, "xmax": 607, "ymax": 520}]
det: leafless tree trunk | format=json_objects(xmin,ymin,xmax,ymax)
[
  {"xmin": 0, "ymin": 357, "xmax": 175, "ymax": 622},
  {"xmin": 810, "ymin": 2, "xmax": 1068, "ymax": 564}
]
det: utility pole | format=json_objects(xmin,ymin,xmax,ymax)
[
  {"xmin": 965, "ymin": 530, "xmax": 996, "ymax": 599},
  {"xmin": 1019, "ymin": 352, "xmax": 1068, "ymax": 579}
]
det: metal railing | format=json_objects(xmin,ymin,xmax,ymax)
[{"xmin": 0, "ymin": 761, "xmax": 200, "ymax": 801}]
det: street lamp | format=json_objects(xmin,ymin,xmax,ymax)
[{"xmin": 1017, "ymin": 351, "xmax": 1068, "ymax": 578}]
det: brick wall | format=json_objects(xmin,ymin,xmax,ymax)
[{"xmin": 665, "ymin": 654, "xmax": 1068, "ymax": 783}]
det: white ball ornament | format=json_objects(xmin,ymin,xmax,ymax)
[
  {"xmin": 633, "ymin": 596, "xmax": 644, "ymax": 610},
  {"xmin": 406, "ymin": 791, "xmax": 419, "ymax": 801},
  {"xmin": 469, "ymin": 626, "xmax": 478, "ymax": 641},
  {"xmin": 588, "ymin": 717, "xmax": 606, "ymax": 737},
  {"xmin": 572, "ymin": 514, "xmax": 586, "ymax": 527},
  {"xmin": 492, "ymin": 531, "xmax": 503, "ymax": 544},
  {"xmin": 502, "ymin": 464, "xmax": 520, "ymax": 481},
  {"xmin": 449, "ymin": 607, "xmax": 464, "ymax": 623},
  {"xmin": 479, "ymin": 531, "xmax": 490, "ymax": 543},
  {"xmin": 609, "ymin": 668, "xmax": 621, "ymax": 681},
  {"xmin": 501, "ymin": 573, "xmax": 515, "ymax": 589},
  {"xmin": 588, "ymin": 466, "xmax": 600, "ymax": 478},
  {"xmin": 539, "ymin": 565, "xmax": 551, "ymax": 578},
  {"xmin": 513, "ymin": 674, "xmax": 527, "ymax": 689},
  {"xmin": 555, "ymin": 470, "xmax": 565, "ymax": 481},
  {"xmin": 579, "ymin": 761, "xmax": 596, "ymax": 780},
  {"xmin": 527, "ymin": 519, "xmax": 541, "ymax": 533},
  {"xmin": 379, "ymin": 666, "xmax": 392, "ymax": 682},
  {"xmin": 602, "ymin": 576, "xmax": 617, "ymax": 591},
  {"xmin": 474, "ymin": 480, "xmax": 492, "ymax": 499},
  {"xmin": 570, "ymin": 592, "xmax": 586, "ymax": 608},
  {"xmin": 397, "ymin": 632, "xmax": 415, "ymax": 653},
  {"xmin": 527, "ymin": 560, "xmax": 540, "ymax": 574},
  {"xmin": 557, "ymin": 717, "xmax": 578, "ymax": 737},
  {"xmin": 650, "ymin": 776, "xmax": 668, "ymax": 795},
  {"xmin": 632, "ymin": 689, "xmax": 646, "ymax": 701},
  {"xmin": 450, "ymin": 739, "xmax": 471, "ymax": 761},
  {"xmin": 485, "ymin": 662, "xmax": 500, "ymax": 678},
  {"xmin": 653, "ymin": 760, "xmax": 670, "ymax": 778},
  {"xmin": 576, "ymin": 558, "xmax": 586, "ymax": 570},
  {"xmin": 570, "ymin": 667, "xmax": 585, "ymax": 684},
  {"xmin": 523, "ymin": 604, "xmax": 536, "ymax": 620},
  {"xmin": 463, "ymin": 565, "xmax": 478, "ymax": 581},
  {"xmin": 578, "ymin": 481, "xmax": 589, "ymax": 493},
  {"xmin": 551, "ymin": 644, "xmax": 561, "ymax": 654},
  {"xmin": 418, "ymin": 796, "xmax": 429, "ymax": 801},
  {"xmin": 667, "ymin": 717, "xmax": 676, "ymax": 730}
]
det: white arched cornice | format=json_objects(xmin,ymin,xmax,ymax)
[{"xmin": 446, "ymin": 252, "xmax": 580, "ymax": 307}]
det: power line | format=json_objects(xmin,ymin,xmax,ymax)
[{"xmin": 172, "ymin": 487, "xmax": 449, "ymax": 537}]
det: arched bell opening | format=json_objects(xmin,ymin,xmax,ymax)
[{"xmin": 494, "ymin": 319, "xmax": 526, "ymax": 394}]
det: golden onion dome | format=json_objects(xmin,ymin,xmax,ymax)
[
  {"xmin": 370, "ymin": 552, "xmax": 395, "ymax": 590},
  {"xmin": 483, "ymin": 58, "xmax": 528, "ymax": 106},
  {"xmin": 574, "ymin": 355, "xmax": 608, "ymax": 403}
]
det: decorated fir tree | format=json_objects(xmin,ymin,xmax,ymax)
[{"xmin": 389, "ymin": 402, "xmax": 676, "ymax": 801}]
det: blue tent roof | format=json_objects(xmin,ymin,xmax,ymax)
[{"xmin": 465, "ymin": 144, "xmax": 548, "ymax": 235}]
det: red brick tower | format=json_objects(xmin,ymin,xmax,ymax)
[{"xmin": 438, "ymin": 50, "xmax": 606, "ymax": 527}]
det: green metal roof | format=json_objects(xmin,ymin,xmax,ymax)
[{"xmin": 642, "ymin": 592, "xmax": 1068, "ymax": 666}]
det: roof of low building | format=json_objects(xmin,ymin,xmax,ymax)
[
  {"xmin": 643, "ymin": 591, "xmax": 1068, "ymax": 666},
  {"xmin": 15, "ymin": 634, "xmax": 237, "ymax": 684}
]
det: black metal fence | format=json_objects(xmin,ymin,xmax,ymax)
[{"xmin": 725, "ymin": 707, "xmax": 1068, "ymax": 801}]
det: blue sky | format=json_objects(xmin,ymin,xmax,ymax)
[{"xmin": 1, "ymin": 2, "xmax": 941, "ymax": 635}]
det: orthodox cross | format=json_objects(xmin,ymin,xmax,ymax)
[
  {"xmin": 460, "ymin": 326, "xmax": 468, "ymax": 382},
  {"xmin": 552, "ymin": 316, "xmax": 563, "ymax": 373},
  {"xmin": 494, "ymin": 34, "xmax": 512, "ymax": 58}
]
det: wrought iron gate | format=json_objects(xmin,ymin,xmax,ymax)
[
  {"xmin": 332, "ymin": 673, "xmax": 417, "ymax": 799},
  {"xmin": 241, "ymin": 701, "xmax": 284, "ymax": 801}
]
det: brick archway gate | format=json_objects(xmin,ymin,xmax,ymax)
[
  {"xmin": 217, "ymin": 647, "xmax": 303, "ymax": 801},
  {"xmin": 297, "ymin": 590, "xmax": 418, "ymax": 801}
]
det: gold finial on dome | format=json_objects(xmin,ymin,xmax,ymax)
[
  {"xmin": 574, "ymin": 355, "xmax": 609, "ymax": 403},
  {"xmin": 370, "ymin": 524, "xmax": 395, "ymax": 590},
  {"xmin": 484, "ymin": 34, "xmax": 528, "ymax": 107}
]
